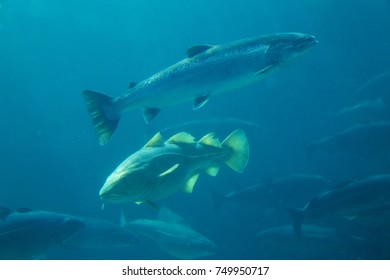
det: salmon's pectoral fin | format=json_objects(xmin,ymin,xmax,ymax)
[
  {"xmin": 143, "ymin": 107, "xmax": 161, "ymax": 124},
  {"xmin": 254, "ymin": 64, "xmax": 277, "ymax": 75},
  {"xmin": 82, "ymin": 90, "xmax": 120, "ymax": 145},
  {"xmin": 193, "ymin": 95, "xmax": 210, "ymax": 110}
]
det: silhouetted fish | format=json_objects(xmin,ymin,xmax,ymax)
[{"xmin": 0, "ymin": 207, "xmax": 84, "ymax": 259}]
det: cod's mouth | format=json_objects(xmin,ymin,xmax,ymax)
[{"xmin": 100, "ymin": 193, "xmax": 126, "ymax": 203}]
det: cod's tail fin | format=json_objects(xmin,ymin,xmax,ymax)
[
  {"xmin": 82, "ymin": 90, "xmax": 120, "ymax": 145},
  {"xmin": 221, "ymin": 129, "xmax": 249, "ymax": 173},
  {"xmin": 286, "ymin": 206, "xmax": 305, "ymax": 236}
]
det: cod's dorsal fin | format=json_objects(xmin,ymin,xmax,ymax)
[
  {"xmin": 0, "ymin": 207, "xmax": 12, "ymax": 220},
  {"xmin": 144, "ymin": 132, "xmax": 164, "ymax": 148},
  {"xmin": 129, "ymin": 82, "xmax": 137, "ymax": 89},
  {"xmin": 183, "ymin": 173, "xmax": 200, "ymax": 193},
  {"xmin": 143, "ymin": 107, "xmax": 161, "ymax": 124},
  {"xmin": 158, "ymin": 163, "xmax": 180, "ymax": 177},
  {"xmin": 166, "ymin": 132, "xmax": 196, "ymax": 144},
  {"xmin": 198, "ymin": 132, "xmax": 221, "ymax": 147},
  {"xmin": 186, "ymin": 45, "xmax": 214, "ymax": 58},
  {"xmin": 193, "ymin": 95, "xmax": 210, "ymax": 110}
]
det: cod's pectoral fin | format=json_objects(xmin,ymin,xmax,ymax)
[
  {"xmin": 255, "ymin": 64, "xmax": 276, "ymax": 76},
  {"xmin": 193, "ymin": 95, "xmax": 210, "ymax": 110},
  {"xmin": 186, "ymin": 45, "xmax": 214, "ymax": 58},
  {"xmin": 183, "ymin": 173, "xmax": 200, "ymax": 193},
  {"xmin": 198, "ymin": 132, "xmax": 221, "ymax": 147},
  {"xmin": 205, "ymin": 165, "xmax": 220, "ymax": 177},
  {"xmin": 158, "ymin": 163, "xmax": 180, "ymax": 177},
  {"xmin": 166, "ymin": 132, "xmax": 196, "ymax": 145},
  {"xmin": 144, "ymin": 132, "xmax": 164, "ymax": 148},
  {"xmin": 143, "ymin": 107, "xmax": 161, "ymax": 124}
]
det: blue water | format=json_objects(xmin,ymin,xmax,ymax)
[{"xmin": 1, "ymin": 0, "xmax": 390, "ymax": 259}]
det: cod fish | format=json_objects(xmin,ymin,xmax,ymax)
[
  {"xmin": 0, "ymin": 207, "xmax": 84, "ymax": 259},
  {"xmin": 125, "ymin": 208, "xmax": 217, "ymax": 259},
  {"xmin": 286, "ymin": 174, "xmax": 390, "ymax": 236},
  {"xmin": 82, "ymin": 33, "xmax": 317, "ymax": 144},
  {"xmin": 99, "ymin": 129, "xmax": 249, "ymax": 204}
]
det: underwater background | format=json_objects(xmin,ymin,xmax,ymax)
[{"xmin": 1, "ymin": 0, "xmax": 390, "ymax": 259}]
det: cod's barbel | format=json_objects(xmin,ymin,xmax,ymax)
[
  {"xmin": 99, "ymin": 129, "xmax": 249, "ymax": 204},
  {"xmin": 82, "ymin": 33, "xmax": 317, "ymax": 144}
]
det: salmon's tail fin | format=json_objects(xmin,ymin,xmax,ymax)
[
  {"xmin": 286, "ymin": 206, "xmax": 305, "ymax": 236},
  {"xmin": 82, "ymin": 90, "xmax": 120, "ymax": 145},
  {"xmin": 221, "ymin": 129, "xmax": 249, "ymax": 173}
]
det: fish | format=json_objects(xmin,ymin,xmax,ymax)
[
  {"xmin": 212, "ymin": 173, "xmax": 330, "ymax": 210},
  {"xmin": 304, "ymin": 122, "xmax": 390, "ymax": 159},
  {"xmin": 355, "ymin": 72, "xmax": 390, "ymax": 103},
  {"xmin": 62, "ymin": 217, "xmax": 139, "ymax": 249},
  {"xmin": 332, "ymin": 98, "xmax": 387, "ymax": 123},
  {"xmin": 99, "ymin": 129, "xmax": 249, "ymax": 204},
  {"xmin": 0, "ymin": 207, "xmax": 84, "ymax": 259},
  {"xmin": 286, "ymin": 174, "xmax": 390, "ymax": 236},
  {"xmin": 82, "ymin": 33, "xmax": 317, "ymax": 144},
  {"xmin": 125, "ymin": 208, "xmax": 217, "ymax": 259},
  {"xmin": 255, "ymin": 225, "xmax": 367, "ymax": 259}
]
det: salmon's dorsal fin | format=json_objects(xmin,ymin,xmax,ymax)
[
  {"xmin": 166, "ymin": 132, "xmax": 196, "ymax": 145},
  {"xmin": 198, "ymin": 132, "xmax": 221, "ymax": 147},
  {"xmin": 186, "ymin": 45, "xmax": 214, "ymax": 58},
  {"xmin": 144, "ymin": 132, "xmax": 164, "ymax": 148},
  {"xmin": 183, "ymin": 173, "xmax": 200, "ymax": 193}
]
